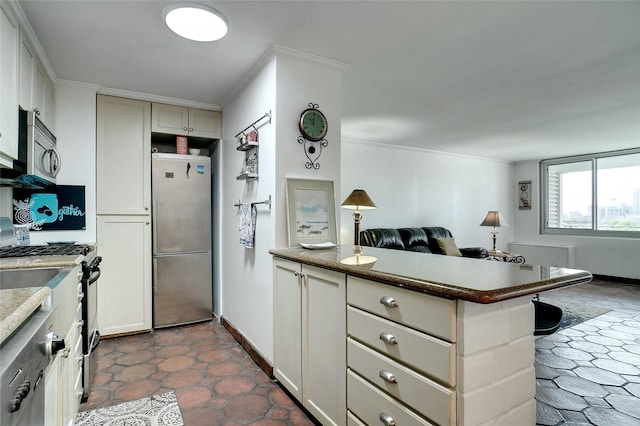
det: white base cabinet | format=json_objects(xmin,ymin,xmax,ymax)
[
  {"xmin": 273, "ymin": 256, "xmax": 537, "ymax": 426},
  {"xmin": 273, "ymin": 258, "xmax": 346, "ymax": 426},
  {"xmin": 97, "ymin": 215, "xmax": 152, "ymax": 336}
]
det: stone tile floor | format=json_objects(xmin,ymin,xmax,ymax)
[
  {"xmin": 535, "ymin": 279, "xmax": 640, "ymax": 425},
  {"xmin": 79, "ymin": 278, "xmax": 639, "ymax": 426},
  {"xmin": 79, "ymin": 321, "xmax": 316, "ymax": 425}
]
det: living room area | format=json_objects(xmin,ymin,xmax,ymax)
[{"xmin": 338, "ymin": 138, "xmax": 640, "ymax": 425}]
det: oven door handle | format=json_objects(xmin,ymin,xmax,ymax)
[{"xmin": 88, "ymin": 267, "xmax": 101, "ymax": 285}]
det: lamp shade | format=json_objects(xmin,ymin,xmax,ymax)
[
  {"xmin": 341, "ymin": 189, "xmax": 376, "ymax": 210},
  {"xmin": 480, "ymin": 211, "xmax": 508, "ymax": 227}
]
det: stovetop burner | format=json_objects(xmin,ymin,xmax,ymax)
[{"xmin": 0, "ymin": 244, "xmax": 91, "ymax": 258}]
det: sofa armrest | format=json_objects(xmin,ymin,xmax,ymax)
[{"xmin": 460, "ymin": 247, "xmax": 489, "ymax": 259}]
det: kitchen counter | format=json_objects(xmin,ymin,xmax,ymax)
[
  {"xmin": 269, "ymin": 245, "xmax": 592, "ymax": 303},
  {"xmin": 0, "ymin": 248, "xmax": 94, "ymax": 345},
  {"xmin": 271, "ymin": 245, "xmax": 593, "ymax": 424},
  {"xmin": 0, "ymin": 286, "xmax": 51, "ymax": 344},
  {"xmin": 0, "ymin": 254, "xmax": 86, "ymax": 270}
]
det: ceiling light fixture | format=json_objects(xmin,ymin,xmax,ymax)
[{"xmin": 163, "ymin": 3, "xmax": 228, "ymax": 42}]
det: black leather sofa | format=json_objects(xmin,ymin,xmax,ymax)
[{"xmin": 359, "ymin": 226, "xmax": 488, "ymax": 259}]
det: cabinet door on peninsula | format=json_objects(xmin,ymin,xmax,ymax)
[{"xmin": 273, "ymin": 258, "xmax": 346, "ymax": 426}]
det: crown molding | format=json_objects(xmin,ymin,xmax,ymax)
[{"xmin": 97, "ymin": 86, "xmax": 221, "ymax": 111}]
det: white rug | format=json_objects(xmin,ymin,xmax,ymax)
[{"xmin": 74, "ymin": 391, "xmax": 184, "ymax": 426}]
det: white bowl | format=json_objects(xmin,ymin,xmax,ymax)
[{"xmin": 189, "ymin": 148, "xmax": 200, "ymax": 155}]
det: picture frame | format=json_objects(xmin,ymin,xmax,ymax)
[
  {"xmin": 519, "ymin": 180, "xmax": 532, "ymax": 210},
  {"xmin": 286, "ymin": 178, "xmax": 337, "ymax": 247}
]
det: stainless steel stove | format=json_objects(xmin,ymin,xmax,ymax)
[{"xmin": 0, "ymin": 244, "xmax": 91, "ymax": 258}]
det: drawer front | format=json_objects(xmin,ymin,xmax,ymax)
[
  {"xmin": 348, "ymin": 306, "xmax": 455, "ymax": 386},
  {"xmin": 347, "ymin": 411, "xmax": 366, "ymax": 426},
  {"xmin": 347, "ymin": 276, "xmax": 456, "ymax": 342},
  {"xmin": 347, "ymin": 369, "xmax": 435, "ymax": 426},
  {"xmin": 348, "ymin": 338, "xmax": 454, "ymax": 426}
]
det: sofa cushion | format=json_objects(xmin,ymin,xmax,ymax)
[
  {"xmin": 398, "ymin": 228, "xmax": 431, "ymax": 253},
  {"xmin": 433, "ymin": 237, "xmax": 463, "ymax": 256},
  {"xmin": 360, "ymin": 228, "xmax": 405, "ymax": 250}
]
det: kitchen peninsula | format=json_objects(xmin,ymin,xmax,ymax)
[{"xmin": 270, "ymin": 246, "xmax": 592, "ymax": 426}]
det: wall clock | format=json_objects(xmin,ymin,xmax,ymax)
[{"xmin": 297, "ymin": 102, "xmax": 328, "ymax": 170}]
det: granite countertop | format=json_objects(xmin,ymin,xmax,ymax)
[
  {"xmin": 0, "ymin": 286, "xmax": 52, "ymax": 344},
  {"xmin": 269, "ymin": 245, "xmax": 593, "ymax": 304},
  {"xmin": 0, "ymin": 254, "xmax": 86, "ymax": 270},
  {"xmin": 0, "ymin": 248, "xmax": 94, "ymax": 345}
]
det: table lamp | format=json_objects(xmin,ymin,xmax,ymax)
[
  {"xmin": 341, "ymin": 188, "xmax": 376, "ymax": 247},
  {"xmin": 480, "ymin": 210, "xmax": 508, "ymax": 253}
]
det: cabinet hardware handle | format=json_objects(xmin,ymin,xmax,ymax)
[
  {"xmin": 379, "ymin": 296, "xmax": 398, "ymax": 308},
  {"xmin": 379, "ymin": 370, "xmax": 397, "ymax": 384},
  {"xmin": 379, "ymin": 332, "xmax": 397, "ymax": 345},
  {"xmin": 61, "ymin": 348, "xmax": 71, "ymax": 358},
  {"xmin": 146, "ymin": 221, "xmax": 150, "ymax": 225},
  {"xmin": 190, "ymin": 128, "xmax": 194, "ymax": 132},
  {"xmin": 77, "ymin": 320, "xmax": 84, "ymax": 328},
  {"xmin": 183, "ymin": 127, "xmax": 188, "ymax": 131},
  {"xmin": 145, "ymin": 206, "xmax": 149, "ymax": 211},
  {"xmin": 379, "ymin": 412, "xmax": 396, "ymax": 426},
  {"xmin": 293, "ymin": 271, "xmax": 299, "ymax": 277},
  {"xmin": 34, "ymin": 108, "xmax": 40, "ymax": 116}
]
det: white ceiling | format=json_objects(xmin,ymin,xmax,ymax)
[{"xmin": 17, "ymin": 1, "xmax": 640, "ymax": 162}]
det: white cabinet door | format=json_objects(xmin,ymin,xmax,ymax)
[
  {"xmin": 0, "ymin": 5, "xmax": 18, "ymax": 167},
  {"xmin": 151, "ymin": 103, "xmax": 221, "ymax": 139},
  {"xmin": 97, "ymin": 215, "xmax": 152, "ymax": 336},
  {"xmin": 44, "ymin": 354, "xmax": 63, "ymax": 426},
  {"xmin": 188, "ymin": 108, "xmax": 221, "ymax": 139},
  {"xmin": 97, "ymin": 95, "xmax": 151, "ymax": 215},
  {"xmin": 18, "ymin": 32, "xmax": 33, "ymax": 110},
  {"xmin": 273, "ymin": 259, "xmax": 346, "ymax": 426},
  {"xmin": 273, "ymin": 258, "xmax": 303, "ymax": 400},
  {"xmin": 302, "ymin": 264, "xmax": 346, "ymax": 426},
  {"xmin": 151, "ymin": 103, "xmax": 189, "ymax": 135}
]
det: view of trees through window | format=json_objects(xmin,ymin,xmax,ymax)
[{"xmin": 543, "ymin": 150, "xmax": 640, "ymax": 235}]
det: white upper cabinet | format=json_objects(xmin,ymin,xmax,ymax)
[
  {"xmin": 18, "ymin": 31, "xmax": 55, "ymax": 131},
  {"xmin": 0, "ymin": 4, "xmax": 19, "ymax": 166},
  {"xmin": 151, "ymin": 103, "xmax": 221, "ymax": 139}
]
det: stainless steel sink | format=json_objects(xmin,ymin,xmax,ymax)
[{"xmin": 0, "ymin": 267, "xmax": 67, "ymax": 290}]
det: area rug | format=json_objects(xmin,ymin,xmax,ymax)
[
  {"xmin": 556, "ymin": 300, "xmax": 610, "ymax": 331},
  {"xmin": 74, "ymin": 391, "xmax": 184, "ymax": 426}
]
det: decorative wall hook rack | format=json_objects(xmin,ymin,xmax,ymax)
[
  {"xmin": 234, "ymin": 111, "xmax": 272, "ymax": 140},
  {"xmin": 234, "ymin": 195, "xmax": 272, "ymax": 209}
]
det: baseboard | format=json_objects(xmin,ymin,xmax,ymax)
[
  {"xmin": 220, "ymin": 316, "xmax": 274, "ymax": 378},
  {"xmin": 593, "ymin": 274, "xmax": 640, "ymax": 285}
]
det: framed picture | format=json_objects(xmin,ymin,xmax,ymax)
[
  {"xmin": 519, "ymin": 180, "xmax": 532, "ymax": 210},
  {"xmin": 286, "ymin": 178, "xmax": 337, "ymax": 247}
]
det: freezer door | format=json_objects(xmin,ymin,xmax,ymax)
[
  {"xmin": 153, "ymin": 252, "xmax": 212, "ymax": 328},
  {"xmin": 152, "ymin": 155, "xmax": 211, "ymax": 254}
]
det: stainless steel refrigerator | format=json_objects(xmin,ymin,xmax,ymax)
[{"xmin": 152, "ymin": 153, "xmax": 212, "ymax": 328}]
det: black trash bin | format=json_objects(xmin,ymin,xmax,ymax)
[{"xmin": 533, "ymin": 300, "xmax": 563, "ymax": 336}]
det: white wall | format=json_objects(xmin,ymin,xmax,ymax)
[
  {"xmin": 219, "ymin": 47, "xmax": 344, "ymax": 362},
  {"xmin": 340, "ymin": 139, "xmax": 515, "ymax": 251},
  {"xmin": 514, "ymin": 160, "xmax": 640, "ymax": 279},
  {"xmin": 219, "ymin": 57, "xmax": 277, "ymax": 360}
]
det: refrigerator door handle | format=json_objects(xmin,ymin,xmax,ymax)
[
  {"xmin": 152, "ymin": 199, "xmax": 158, "ymax": 255},
  {"xmin": 153, "ymin": 258, "xmax": 158, "ymax": 292}
]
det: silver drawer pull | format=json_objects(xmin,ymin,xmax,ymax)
[
  {"xmin": 379, "ymin": 412, "xmax": 396, "ymax": 426},
  {"xmin": 379, "ymin": 296, "xmax": 398, "ymax": 308},
  {"xmin": 379, "ymin": 332, "xmax": 397, "ymax": 345},
  {"xmin": 379, "ymin": 370, "xmax": 397, "ymax": 384}
]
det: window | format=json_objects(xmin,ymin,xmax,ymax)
[{"xmin": 541, "ymin": 149, "xmax": 640, "ymax": 237}]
